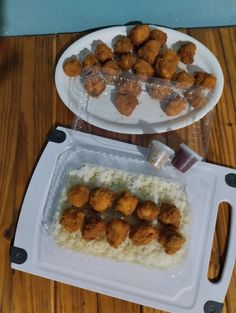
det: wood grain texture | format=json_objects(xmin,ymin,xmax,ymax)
[{"xmin": 0, "ymin": 27, "xmax": 235, "ymax": 313}]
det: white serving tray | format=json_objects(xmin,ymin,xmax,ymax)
[{"xmin": 11, "ymin": 127, "xmax": 236, "ymax": 313}]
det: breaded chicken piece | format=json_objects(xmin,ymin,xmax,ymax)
[
  {"xmin": 83, "ymin": 74, "xmax": 106, "ymax": 97},
  {"xmin": 106, "ymin": 219, "xmax": 130, "ymax": 248},
  {"xmin": 147, "ymin": 79, "xmax": 172, "ymax": 100},
  {"xmin": 67, "ymin": 185, "xmax": 90, "ymax": 208},
  {"xmin": 116, "ymin": 191, "xmax": 138, "ymax": 216},
  {"xmin": 102, "ymin": 60, "xmax": 121, "ymax": 83},
  {"xmin": 158, "ymin": 203, "xmax": 181, "ymax": 229},
  {"xmin": 117, "ymin": 80, "xmax": 142, "ymax": 97},
  {"xmin": 155, "ymin": 49, "xmax": 180, "ymax": 80},
  {"xmin": 157, "ymin": 227, "xmax": 186, "ymax": 255},
  {"xmin": 114, "ymin": 36, "xmax": 133, "ymax": 54},
  {"xmin": 63, "ymin": 58, "xmax": 81, "ymax": 77},
  {"xmin": 95, "ymin": 43, "xmax": 113, "ymax": 63},
  {"xmin": 137, "ymin": 40, "xmax": 161, "ymax": 65},
  {"xmin": 133, "ymin": 59, "xmax": 154, "ymax": 80},
  {"xmin": 129, "ymin": 24, "xmax": 151, "ymax": 46},
  {"xmin": 82, "ymin": 216, "xmax": 106, "ymax": 240},
  {"xmin": 164, "ymin": 95, "xmax": 187, "ymax": 116},
  {"xmin": 117, "ymin": 53, "xmax": 137, "ymax": 71},
  {"xmin": 174, "ymin": 70, "xmax": 195, "ymax": 89},
  {"xmin": 82, "ymin": 53, "xmax": 100, "ymax": 70},
  {"xmin": 194, "ymin": 71, "xmax": 217, "ymax": 89},
  {"xmin": 178, "ymin": 42, "xmax": 196, "ymax": 64},
  {"xmin": 115, "ymin": 93, "xmax": 139, "ymax": 116},
  {"xmin": 149, "ymin": 29, "xmax": 167, "ymax": 47},
  {"xmin": 60, "ymin": 207, "xmax": 85, "ymax": 233},
  {"xmin": 130, "ymin": 225, "xmax": 157, "ymax": 246},
  {"xmin": 89, "ymin": 188, "xmax": 115, "ymax": 212},
  {"xmin": 136, "ymin": 201, "xmax": 160, "ymax": 221},
  {"xmin": 185, "ymin": 87, "xmax": 207, "ymax": 108}
]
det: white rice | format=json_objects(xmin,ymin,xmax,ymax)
[{"xmin": 53, "ymin": 163, "xmax": 190, "ymax": 268}]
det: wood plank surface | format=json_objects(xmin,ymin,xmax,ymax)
[{"xmin": 0, "ymin": 27, "xmax": 235, "ymax": 313}]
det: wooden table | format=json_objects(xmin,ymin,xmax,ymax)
[{"xmin": 0, "ymin": 27, "xmax": 235, "ymax": 313}]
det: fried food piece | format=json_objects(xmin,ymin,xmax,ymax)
[
  {"xmin": 164, "ymin": 95, "xmax": 186, "ymax": 116},
  {"xmin": 130, "ymin": 225, "xmax": 157, "ymax": 246},
  {"xmin": 114, "ymin": 36, "xmax": 133, "ymax": 54},
  {"xmin": 137, "ymin": 40, "xmax": 161, "ymax": 65},
  {"xmin": 67, "ymin": 185, "xmax": 90, "ymax": 208},
  {"xmin": 136, "ymin": 201, "xmax": 160, "ymax": 221},
  {"xmin": 89, "ymin": 188, "xmax": 115, "ymax": 212},
  {"xmin": 102, "ymin": 60, "xmax": 121, "ymax": 83},
  {"xmin": 149, "ymin": 29, "xmax": 167, "ymax": 47},
  {"xmin": 158, "ymin": 203, "xmax": 181, "ymax": 228},
  {"xmin": 106, "ymin": 219, "xmax": 130, "ymax": 248},
  {"xmin": 129, "ymin": 24, "xmax": 151, "ymax": 46},
  {"xmin": 82, "ymin": 216, "xmax": 106, "ymax": 240},
  {"xmin": 178, "ymin": 42, "xmax": 196, "ymax": 64},
  {"xmin": 60, "ymin": 207, "xmax": 85, "ymax": 233},
  {"xmin": 117, "ymin": 53, "xmax": 137, "ymax": 71},
  {"xmin": 185, "ymin": 87, "xmax": 207, "ymax": 108},
  {"xmin": 133, "ymin": 59, "xmax": 154, "ymax": 80},
  {"xmin": 117, "ymin": 80, "xmax": 142, "ymax": 96},
  {"xmin": 95, "ymin": 43, "xmax": 113, "ymax": 63},
  {"xmin": 115, "ymin": 93, "xmax": 139, "ymax": 116},
  {"xmin": 116, "ymin": 191, "xmax": 139, "ymax": 216},
  {"xmin": 157, "ymin": 227, "xmax": 186, "ymax": 255},
  {"xmin": 83, "ymin": 74, "xmax": 106, "ymax": 97},
  {"xmin": 63, "ymin": 58, "xmax": 82, "ymax": 77},
  {"xmin": 83, "ymin": 53, "xmax": 99, "ymax": 70},
  {"xmin": 194, "ymin": 71, "xmax": 217, "ymax": 89},
  {"xmin": 174, "ymin": 70, "xmax": 195, "ymax": 89},
  {"xmin": 147, "ymin": 79, "xmax": 172, "ymax": 100},
  {"xmin": 155, "ymin": 49, "xmax": 180, "ymax": 80}
]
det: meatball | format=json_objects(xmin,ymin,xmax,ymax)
[
  {"xmin": 194, "ymin": 71, "xmax": 217, "ymax": 89},
  {"xmin": 83, "ymin": 74, "xmax": 106, "ymax": 97},
  {"xmin": 130, "ymin": 225, "xmax": 157, "ymax": 246},
  {"xmin": 155, "ymin": 49, "xmax": 180, "ymax": 80},
  {"xmin": 89, "ymin": 188, "xmax": 115, "ymax": 213},
  {"xmin": 116, "ymin": 191, "xmax": 138, "ymax": 216},
  {"xmin": 178, "ymin": 42, "xmax": 196, "ymax": 64},
  {"xmin": 174, "ymin": 70, "xmax": 195, "ymax": 89},
  {"xmin": 82, "ymin": 216, "xmax": 106, "ymax": 240},
  {"xmin": 117, "ymin": 80, "xmax": 142, "ymax": 97},
  {"xmin": 158, "ymin": 203, "xmax": 181, "ymax": 228},
  {"xmin": 117, "ymin": 53, "xmax": 137, "ymax": 71},
  {"xmin": 185, "ymin": 87, "xmax": 207, "ymax": 108},
  {"xmin": 67, "ymin": 184, "xmax": 90, "ymax": 208},
  {"xmin": 137, "ymin": 40, "xmax": 161, "ymax": 65},
  {"xmin": 63, "ymin": 58, "xmax": 81, "ymax": 77},
  {"xmin": 106, "ymin": 219, "xmax": 130, "ymax": 248},
  {"xmin": 102, "ymin": 60, "xmax": 121, "ymax": 83},
  {"xmin": 164, "ymin": 95, "xmax": 187, "ymax": 116},
  {"xmin": 60, "ymin": 207, "xmax": 85, "ymax": 233},
  {"xmin": 147, "ymin": 79, "xmax": 172, "ymax": 100},
  {"xmin": 129, "ymin": 24, "xmax": 151, "ymax": 46},
  {"xmin": 95, "ymin": 43, "xmax": 113, "ymax": 63},
  {"xmin": 115, "ymin": 93, "xmax": 139, "ymax": 116},
  {"xmin": 133, "ymin": 59, "xmax": 154, "ymax": 80},
  {"xmin": 136, "ymin": 201, "xmax": 160, "ymax": 221},
  {"xmin": 149, "ymin": 29, "xmax": 167, "ymax": 47},
  {"xmin": 114, "ymin": 36, "xmax": 133, "ymax": 54},
  {"xmin": 82, "ymin": 53, "xmax": 99, "ymax": 70},
  {"xmin": 157, "ymin": 227, "xmax": 186, "ymax": 255}
]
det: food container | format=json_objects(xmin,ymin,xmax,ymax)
[{"xmin": 11, "ymin": 127, "xmax": 236, "ymax": 313}]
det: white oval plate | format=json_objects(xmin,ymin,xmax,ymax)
[{"xmin": 55, "ymin": 26, "xmax": 224, "ymax": 134}]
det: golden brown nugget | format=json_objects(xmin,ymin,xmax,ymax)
[
  {"xmin": 60, "ymin": 207, "xmax": 85, "ymax": 233},
  {"xmin": 82, "ymin": 53, "xmax": 99, "ymax": 69},
  {"xmin": 67, "ymin": 185, "xmax": 90, "ymax": 208},
  {"xmin": 178, "ymin": 42, "xmax": 196, "ymax": 64},
  {"xmin": 115, "ymin": 93, "xmax": 139, "ymax": 116},
  {"xmin": 157, "ymin": 227, "xmax": 186, "ymax": 255},
  {"xmin": 158, "ymin": 203, "xmax": 181, "ymax": 229},
  {"xmin": 194, "ymin": 71, "xmax": 217, "ymax": 89},
  {"xmin": 102, "ymin": 60, "xmax": 121, "ymax": 83},
  {"xmin": 149, "ymin": 28, "xmax": 167, "ymax": 46},
  {"xmin": 185, "ymin": 87, "xmax": 207, "ymax": 108},
  {"xmin": 130, "ymin": 225, "xmax": 157, "ymax": 246},
  {"xmin": 116, "ymin": 191, "xmax": 139, "ymax": 216},
  {"xmin": 63, "ymin": 58, "xmax": 82, "ymax": 77},
  {"xmin": 136, "ymin": 201, "xmax": 160, "ymax": 221},
  {"xmin": 114, "ymin": 36, "xmax": 133, "ymax": 54},
  {"xmin": 95, "ymin": 43, "xmax": 113, "ymax": 63},
  {"xmin": 82, "ymin": 217, "xmax": 106, "ymax": 240},
  {"xmin": 133, "ymin": 59, "xmax": 154, "ymax": 79},
  {"xmin": 117, "ymin": 80, "xmax": 142, "ymax": 97},
  {"xmin": 155, "ymin": 49, "xmax": 180, "ymax": 80},
  {"xmin": 89, "ymin": 188, "xmax": 115, "ymax": 213},
  {"xmin": 83, "ymin": 74, "xmax": 106, "ymax": 97},
  {"xmin": 174, "ymin": 70, "xmax": 195, "ymax": 89},
  {"xmin": 147, "ymin": 79, "xmax": 172, "ymax": 100},
  {"xmin": 164, "ymin": 95, "xmax": 187, "ymax": 116},
  {"xmin": 117, "ymin": 53, "xmax": 137, "ymax": 71},
  {"xmin": 137, "ymin": 40, "xmax": 161, "ymax": 65},
  {"xmin": 129, "ymin": 24, "xmax": 151, "ymax": 46},
  {"xmin": 106, "ymin": 219, "xmax": 130, "ymax": 248}
]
